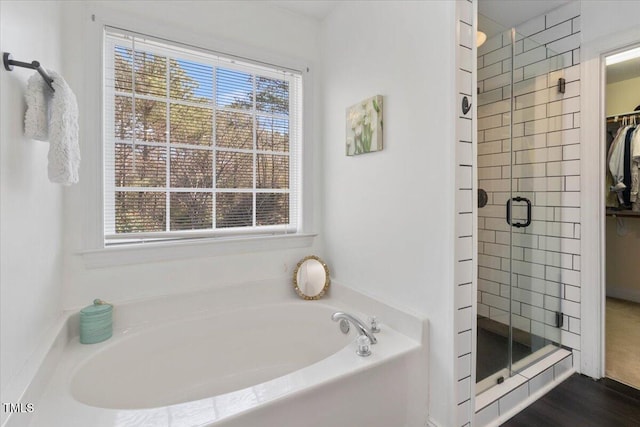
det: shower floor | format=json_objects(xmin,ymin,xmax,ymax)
[{"xmin": 476, "ymin": 319, "xmax": 533, "ymax": 383}]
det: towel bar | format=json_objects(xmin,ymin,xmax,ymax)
[{"xmin": 3, "ymin": 52, "xmax": 55, "ymax": 92}]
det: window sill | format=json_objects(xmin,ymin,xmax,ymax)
[{"xmin": 80, "ymin": 233, "xmax": 316, "ymax": 269}]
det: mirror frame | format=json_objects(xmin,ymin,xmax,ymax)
[{"xmin": 292, "ymin": 255, "xmax": 330, "ymax": 300}]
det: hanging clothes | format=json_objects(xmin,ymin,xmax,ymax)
[
  {"xmin": 608, "ymin": 125, "xmax": 633, "ymax": 206},
  {"xmin": 622, "ymin": 126, "xmax": 635, "ymax": 207},
  {"xmin": 606, "ymin": 125, "xmax": 624, "ymax": 207},
  {"xmin": 631, "ymin": 126, "xmax": 640, "ymax": 211}
]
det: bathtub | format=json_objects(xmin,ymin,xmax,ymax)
[{"xmin": 26, "ymin": 281, "xmax": 427, "ymax": 427}]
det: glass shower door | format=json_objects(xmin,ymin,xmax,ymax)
[
  {"xmin": 476, "ymin": 20, "xmax": 565, "ymax": 393},
  {"xmin": 507, "ymin": 28, "xmax": 565, "ymax": 374},
  {"xmin": 476, "ymin": 24, "xmax": 515, "ymax": 392}
]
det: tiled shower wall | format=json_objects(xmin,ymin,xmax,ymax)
[
  {"xmin": 476, "ymin": 1, "xmax": 581, "ymax": 363},
  {"xmin": 455, "ymin": 0, "xmax": 475, "ymax": 426}
]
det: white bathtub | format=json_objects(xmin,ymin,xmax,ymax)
[
  {"xmin": 71, "ymin": 304, "xmax": 352, "ymax": 409},
  {"xmin": 26, "ymin": 282, "xmax": 427, "ymax": 427}
]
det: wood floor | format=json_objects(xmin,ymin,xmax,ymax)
[
  {"xmin": 503, "ymin": 374, "xmax": 640, "ymax": 426},
  {"xmin": 606, "ymin": 297, "xmax": 640, "ymax": 389}
]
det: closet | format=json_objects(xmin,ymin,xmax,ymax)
[{"xmin": 604, "ymin": 47, "xmax": 640, "ymax": 390}]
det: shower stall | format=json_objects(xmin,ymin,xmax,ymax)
[{"xmin": 476, "ymin": 18, "xmax": 567, "ymax": 393}]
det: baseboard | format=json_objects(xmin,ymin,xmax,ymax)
[
  {"xmin": 606, "ymin": 288, "xmax": 640, "ymax": 304},
  {"xmin": 600, "ymin": 377, "xmax": 640, "ymax": 401}
]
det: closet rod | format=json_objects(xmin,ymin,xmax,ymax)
[
  {"xmin": 2, "ymin": 52, "xmax": 55, "ymax": 92},
  {"xmin": 606, "ymin": 110, "xmax": 640, "ymax": 121}
]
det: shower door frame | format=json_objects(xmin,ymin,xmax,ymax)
[{"xmin": 506, "ymin": 27, "xmax": 516, "ymax": 376}]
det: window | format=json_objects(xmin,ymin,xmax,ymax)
[{"xmin": 103, "ymin": 28, "xmax": 302, "ymax": 245}]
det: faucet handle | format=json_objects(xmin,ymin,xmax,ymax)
[
  {"xmin": 338, "ymin": 318, "xmax": 350, "ymax": 334},
  {"xmin": 369, "ymin": 316, "xmax": 380, "ymax": 333},
  {"xmin": 356, "ymin": 335, "xmax": 372, "ymax": 357}
]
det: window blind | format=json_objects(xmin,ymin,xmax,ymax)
[{"xmin": 103, "ymin": 28, "xmax": 302, "ymax": 245}]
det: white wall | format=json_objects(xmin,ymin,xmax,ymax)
[
  {"xmin": 606, "ymin": 218, "xmax": 640, "ymax": 303},
  {"xmin": 60, "ymin": 1, "xmax": 325, "ymax": 308},
  {"xmin": 320, "ymin": 2, "xmax": 457, "ymax": 425},
  {"xmin": 581, "ymin": 1, "xmax": 640, "ymax": 46},
  {"xmin": 0, "ymin": 0, "xmax": 64, "ymax": 419}
]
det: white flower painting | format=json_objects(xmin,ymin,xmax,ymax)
[{"xmin": 346, "ymin": 95, "xmax": 383, "ymax": 156}]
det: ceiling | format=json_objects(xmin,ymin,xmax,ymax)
[
  {"xmin": 269, "ymin": 0, "xmax": 576, "ymax": 29},
  {"xmin": 267, "ymin": 1, "xmax": 336, "ymax": 20}
]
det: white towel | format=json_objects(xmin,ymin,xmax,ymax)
[
  {"xmin": 24, "ymin": 73, "xmax": 50, "ymax": 141},
  {"xmin": 48, "ymin": 70, "xmax": 80, "ymax": 185},
  {"xmin": 24, "ymin": 70, "xmax": 80, "ymax": 185}
]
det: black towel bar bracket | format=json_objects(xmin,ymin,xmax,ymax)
[{"xmin": 3, "ymin": 52, "xmax": 55, "ymax": 92}]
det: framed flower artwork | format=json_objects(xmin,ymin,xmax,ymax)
[{"xmin": 346, "ymin": 95, "xmax": 383, "ymax": 156}]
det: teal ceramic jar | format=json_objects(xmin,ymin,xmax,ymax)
[{"xmin": 80, "ymin": 300, "xmax": 113, "ymax": 344}]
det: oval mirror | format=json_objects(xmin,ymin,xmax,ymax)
[{"xmin": 293, "ymin": 255, "xmax": 330, "ymax": 300}]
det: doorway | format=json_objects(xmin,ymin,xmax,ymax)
[{"xmin": 603, "ymin": 45, "xmax": 640, "ymax": 390}]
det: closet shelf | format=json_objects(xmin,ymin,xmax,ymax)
[{"xmin": 606, "ymin": 208, "xmax": 640, "ymax": 218}]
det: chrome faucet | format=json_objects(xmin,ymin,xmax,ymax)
[{"xmin": 331, "ymin": 312, "xmax": 378, "ymax": 345}]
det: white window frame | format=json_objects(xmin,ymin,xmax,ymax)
[
  {"xmin": 80, "ymin": 9, "xmax": 315, "ymax": 268},
  {"xmin": 103, "ymin": 29, "xmax": 301, "ymax": 243}
]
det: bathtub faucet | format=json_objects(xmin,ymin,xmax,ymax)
[{"xmin": 331, "ymin": 312, "xmax": 378, "ymax": 345}]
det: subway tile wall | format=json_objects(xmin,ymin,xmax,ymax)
[
  {"xmin": 455, "ymin": 1, "xmax": 476, "ymax": 426},
  {"xmin": 476, "ymin": 1, "xmax": 581, "ymax": 368}
]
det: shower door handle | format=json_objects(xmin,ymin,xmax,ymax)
[{"xmin": 506, "ymin": 197, "xmax": 532, "ymax": 228}]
